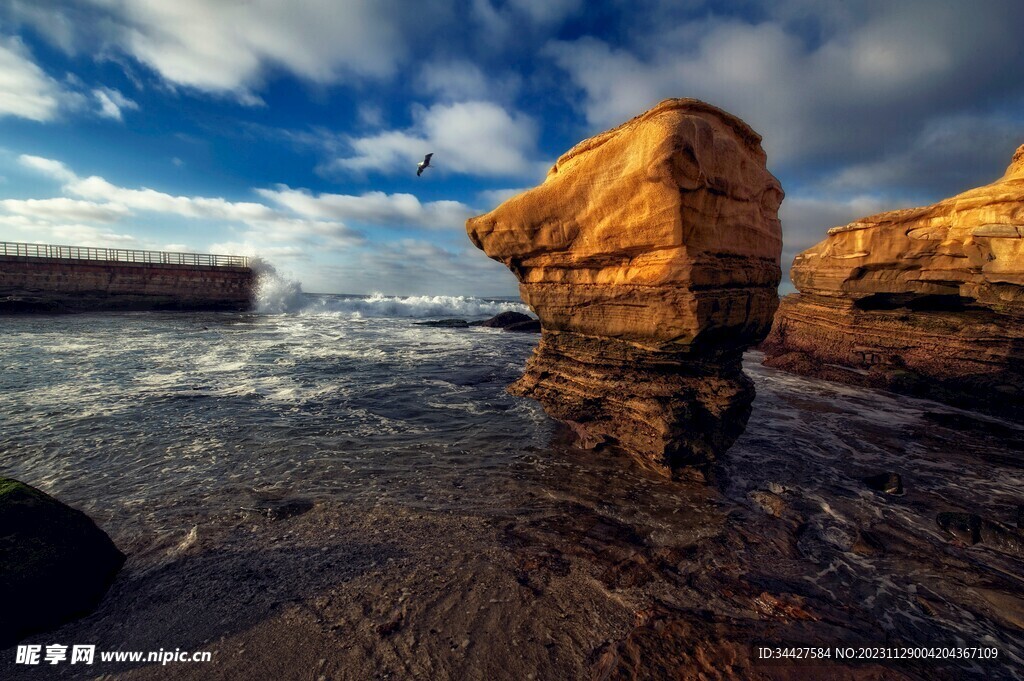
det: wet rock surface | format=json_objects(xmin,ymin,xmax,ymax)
[
  {"xmin": 468, "ymin": 99, "xmax": 783, "ymax": 473},
  {"xmin": 468, "ymin": 311, "xmax": 533, "ymax": 328},
  {"xmin": 413, "ymin": 318, "xmax": 471, "ymax": 328},
  {"xmin": 4, "ymin": 356, "xmax": 1022, "ymax": 680},
  {"xmin": 415, "ymin": 312, "xmax": 541, "ymax": 332}
]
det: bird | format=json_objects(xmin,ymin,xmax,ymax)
[{"xmin": 416, "ymin": 153, "xmax": 433, "ymax": 177}]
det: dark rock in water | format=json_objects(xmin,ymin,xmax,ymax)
[
  {"xmin": 937, "ymin": 511, "xmax": 1024, "ymax": 557},
  {"xmin": 0, "ymin": 477, "xmax": 126, "ymax": 647},
  {"xmin": 413, "ymin": 319, "xmax": 470, "ymax": 328},
  {"xmin": 504, "ymin": 319, "xmax": 541, "ymax": 333},
  {"xmin": 863, "ymin": 472, "xmax": 904, "ymax": 495},
  {"xmin": 469, "ymin": 311, "xmax": 533, "ymax": 328},
  {"xmin": 1017, "ymin": 505, "xmax": 1024, "ymax": 529}
]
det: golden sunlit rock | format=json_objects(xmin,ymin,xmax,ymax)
[
  {"xmin": 468, "ymin": 99, "xmax": 783, "ymax": 473},
  {"xmin": 763, "ymin": 144, "xmax": 1024, "ymax": 420}
]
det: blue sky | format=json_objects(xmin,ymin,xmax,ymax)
[{"xmin": 0, "ymin": 0, "xmax": 1022, "ymax": 296}]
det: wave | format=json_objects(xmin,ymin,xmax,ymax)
[
  {"xmin": 299, "ymin": 293, "xmax": 531, "ymax": 318},
  {"xmin": 253, "ymin": 258, "xmax": 306, "ymax": 314},
  {"xmin": 252, "ymin": 259, "xmax": 530, "ymax": 318}
]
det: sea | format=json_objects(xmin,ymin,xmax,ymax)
[{"xmin": 2, "ymin": 271, "xmax": 1023, "ymax": 680}]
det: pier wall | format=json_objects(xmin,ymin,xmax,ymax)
[{"xmin": 0, "ymin": 256, "xmax": 255, "ymax": 312}]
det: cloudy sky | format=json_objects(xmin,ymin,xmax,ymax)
[{"xmin": 0, "ymin": 0, "xmax": 1022, "ymax": 295}]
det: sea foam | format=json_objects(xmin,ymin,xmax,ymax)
[{"xmin": 252, "ymin": 258, "xmax": 530, "ymax": 318}]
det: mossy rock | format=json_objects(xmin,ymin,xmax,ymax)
[{"xmin": 0, "ymin": 478, "xmax": 125, "ymax": 648}]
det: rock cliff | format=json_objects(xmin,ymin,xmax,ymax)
[
  {"xmin": 467, "ymin": 99, "xmax": 783, "ymax": 473},
  {"xmin": 762, "ymin": 144, "xmax": 1024, "ymax": 420}
]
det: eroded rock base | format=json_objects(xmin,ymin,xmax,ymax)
[
  {"xmin": 762, "ymin": 294, "xmax": 1024, "ymax": 421},
  {"xmin": 512, "ymin": 331, "xmax": 755, "ymax": 472}
]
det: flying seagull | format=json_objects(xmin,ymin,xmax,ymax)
[{"xmin": 416, "ymin": 153, "xmax": 433, "ymax": 177}]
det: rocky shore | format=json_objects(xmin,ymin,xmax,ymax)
[
  {"xmin": 468, "ymin": 99, "xmax": 783, "ymax": 474},
  {"xmin": 762, "ymin": 145, "xmax": 1024, "ymax": 421}
]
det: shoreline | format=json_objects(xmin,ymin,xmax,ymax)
[{"xmin": 3, "ymin": 354, "xmax": 1022, "ymax": 680}]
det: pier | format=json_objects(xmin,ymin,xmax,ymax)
[{"xmin": 0, "ymin": 241, "xmax": 255, "ymax": 313}]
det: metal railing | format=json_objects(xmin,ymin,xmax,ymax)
[{"xmin": 0, "ymin": 241, "xmax": 249, "ymax": 268}]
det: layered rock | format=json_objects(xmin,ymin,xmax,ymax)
[
  {"xmin": 467, "ymin": 99, "xmax": 783, "ymax": 473},
  {"xmin": 763, "ymin": 145, "xmax": 1024, "ymax": 420}
]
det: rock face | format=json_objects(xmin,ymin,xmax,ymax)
[
  {"xmin": 467, "ymin": 99, "xmax": 783, "ymax": 472},
  {"xmin": 762, "ymin": 145, "xmax": 1024, "ymax": 421},
  {"xmin": 0, "ymin": 478, "xmax": 126, "ymax": 647}
]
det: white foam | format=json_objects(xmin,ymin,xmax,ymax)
[
  {"xmin": 252, "ymin": 259, "xmax": 306, "ymax": 314},
  {"xmin": 299, "ymin": 292, "xmax": 531, "ymax": 318},
  {"xmin": 251, "ymin": 258, "xmax": 530, "ymax": 318}
]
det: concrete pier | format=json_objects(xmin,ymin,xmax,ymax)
[{"xmin": 0, "ymin": 242, "xmax": 255, "ymax": 313}]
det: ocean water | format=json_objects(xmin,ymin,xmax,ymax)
[{"xmin": 2, "ymin": 275, "xmax": 1023, "ymax": 679}]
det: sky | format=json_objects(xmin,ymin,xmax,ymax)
[{"xmin": 0, "ymin": 0, "xmax": 1022, "ymax": 296}]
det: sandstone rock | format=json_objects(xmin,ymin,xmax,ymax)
[
  {"xmin": 0, "ymin": 477, "xmax": 125, "ymax": 647},
  {"xmin": 763, "ymin": 145, "xmax": 1024, "ymax": 420},
  {"xmin": 467, "ymin": 99, "xmax": 783, "ymax": 472}
]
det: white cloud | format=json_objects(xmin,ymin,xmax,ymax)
[
  {"xmin": 823, "ymin": 114, "xmax": 1024, "ymax": 198},
  {"xmin": 13, "ymin": 153, "xmax": 364, "ymax": 249},
  {"xmin": 0, "ymin": 197, "xmax": 131, "ymax": 223},
  {"xmin": 476, "ymin": 187, "xmax": 528, "ymax": 209},
  {"xmin": 65, "ymin": 175, "xmax": 280, "ymax": 222},
  {"xmin": 0, "ymin": 214, "xmax": 140, "ymax": 247},
  {"xmin": 508, "ymin": 0, "xmax": 582, "ymax": 25},
  {"xmin": 470, "ymin": 0, "xmax": 581, "ymax": 45},
  {"xmin": 0, "ymin": 37, "xmax": 64, "ymax": 121},
  {"xmin": 10, "ymin": 153, "xmax": 514, "ymax": 279},
  {"xmin": 357, "ymin": 103, "xmax": 383, "ymax": 128},
  {"xmin": 206, "ymin": 240, "xmax": 310, "ymax": 262},
  {"xmin": 92, "ymin": 86, "xmax": 138, "ymax": 121},
  {"xmin": 332, "ymin": 101, "xmax": 543, "ymax": 178},
  {"xmin": 778, "ymin": 194, "xmax": 905, "ymax": 279},
  {"xmin": 258, "ymin": 186, "xmax": 475, "ymax": 230},
  {"xmin": 547, "ymin": 3, "xmax": 1024, "ymax": 166},
  {"xmin": 416, "ymin": 60, "xmax": 520, "ymax": 102},
  {"xmin": 46, "ymin": 0, "xmax": 442, "ymax": 103},
  {"xmin": 19, "ymin": 155, "xmax": 78, "ymax": 183},
  {"xmin": 323, "ymin": 239, "xmax": 520, "ymax": 297}
]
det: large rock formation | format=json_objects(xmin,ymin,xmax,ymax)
[
  {"xmin": 467, "ymin": 99, "xmax": 783, "ymax": 473},
  {"xmin": 763, "ymin": 145, "xmax": 1024, "ymax": 420},
  {"xmin": 0, "ymin": 478, "xmax": 126, "ymax": 647}
]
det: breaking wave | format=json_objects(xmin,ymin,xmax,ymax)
[
  {"xmin": 297, "ymin": 293, "xmax": 531, "ymax": 318},
  {"xmin": 253, "ymin": 259, "xmax": 305, "ymax": 314},
  {"xmin": 252, "ymin": 259, "xmax": 530, "ymax": 318}
]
